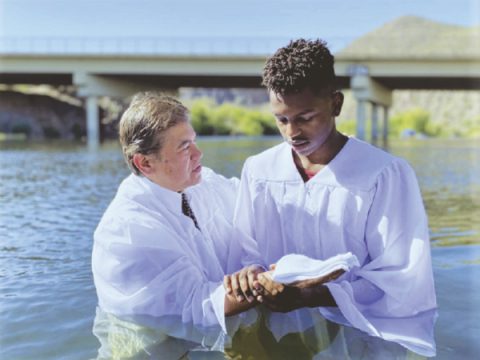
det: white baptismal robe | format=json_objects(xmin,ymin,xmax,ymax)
[
  {"xmin": 92, "ymin": 167, "xmax": 259, "ymax": 350},
  {"xmin": 234, "ymin": 138, "xmax": 438, "ymax": 357}
]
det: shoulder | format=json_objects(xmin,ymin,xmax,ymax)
[
  {"xmin": 328, "ymin": 137, "xmax": 413, "ymax": 191},
  {"xmin": 194, "ymin": 166, "xmax": 238, "ymax": 193},
  {"xmin": 95, "ymin": 175, "xmax": 170, "ymax": 239},
  {"xmin": 199, "ymin": 166, "xmax": 235, "ymax": 183},
  {"xmin": 246, "ymin": 142, "xmax": 287, "ymax": 167},
  {"xmin": 190, "ymin": 167, "xmax": 239, "ymax": 216},
  {"xmin": 243, "ymin": 142, "xmax": 295, "ymax": 181}
]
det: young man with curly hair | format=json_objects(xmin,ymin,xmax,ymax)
[{"xmin": 232, "ymin": 39, "xmax": 438, "ymax": 357}]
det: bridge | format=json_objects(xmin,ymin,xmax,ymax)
[{"xmin": 1, "ymin": 17, "xmax": 479, "ymax": 147}]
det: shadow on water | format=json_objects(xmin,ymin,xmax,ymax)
[{"xmin": 0, "ymin": 137, "xmax": 479, "ymax": 359}]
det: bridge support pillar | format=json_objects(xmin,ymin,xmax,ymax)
[
  {"xmin": 86, "ymin": 96, "xmax": 100, "ymax": 150},
  {"xmin": 350, "ymin": 73, "xmax": 392, "ymax": 142},
  {"xmin": 74, "ymin": 72, "xmax": 178, "ymax": 148},
  {"xmin": 371, "ymin": 104, "xmax": 379, "ymax": 144},
  {"xmin": 382, "ymin": 106, "xmax": 389, "ymax": 144},
  {"xmin": 356, "ymin": 100, "xmax": 367, "ymax": 141}
]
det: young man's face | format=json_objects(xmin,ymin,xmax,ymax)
[
  {"xmin": 269, "ymin": 88, "xmax": 342, "ymax": 157},
  {"xmin": 144, "ymin": 121, "xmax": 203, "ymax": 192}
]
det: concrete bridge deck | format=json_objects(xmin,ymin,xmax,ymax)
[{"xmin": 1, "ymin": 20, "xmax": 479, "ymax": 147}]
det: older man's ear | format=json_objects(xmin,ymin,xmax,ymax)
[{"xmin": 132, "ymin": 153, "xmax": 153, "ymax": 177}]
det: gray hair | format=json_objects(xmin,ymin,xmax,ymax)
[{"xmin": 119, "ymin": 92, "xmax": 189, "ymax": 175}]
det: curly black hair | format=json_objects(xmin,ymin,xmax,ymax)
[{"xmin": 262, "ymin": 39, "xmax": 336, "ymax": 95}]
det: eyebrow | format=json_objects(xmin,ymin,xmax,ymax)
[
  {"xmin": 274, "ymin": 109, "xmax": 317, "ymax": 119},
  {"xmin": 177, "ymin": 139, "xmax": 192, "ymax": 149},
  {"xmin": 177, "ymin": 135, "xmax": 198, "ymax": 149}
]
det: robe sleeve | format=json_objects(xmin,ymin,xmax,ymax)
[
  {"xmin": 229, "ymin": 159, "xmax": 266, "ymax": 269},
  {"xmin": 92, "ymin": 217, "xmax": 228, "ymax": 345},
  {"xmin": 233, "ymin": 159, "xmax": 256, "ymax": 239},
  {"xmin": 201, "ymin": 168, "xmax": 240, "ymax": 224},
  {"xmin": 202, "ymin": 165, "xmax": 263, "ymax": 273},
  {"xmin": 323, "ymin": 159, "xmax": 438, "ymax": 357}
]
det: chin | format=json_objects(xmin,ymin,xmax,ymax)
[
  {"xmin": 292, "ymin": 144, "xmax": 317, "ymax": 157},
  {"xmin": 191, "ymin": 173, "xmax": 202, "ymax": 186}
]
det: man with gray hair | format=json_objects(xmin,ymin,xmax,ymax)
[{"xmin": 92, "ymin": 92, "xmax": 264, "ymax": 358}]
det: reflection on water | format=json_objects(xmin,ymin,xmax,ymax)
[
  {"xmin": 92, "ymin": 306, "xmax": 422, "ymax": 360},
  {"xmin": 390, "ymin": 139, "xmax": 480, "ymax": 247},
  {"xmin": 0, "ymin": 137, "xmax": 479, "ymax": 359}
]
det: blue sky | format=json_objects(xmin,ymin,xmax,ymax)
[{"xmin": 0, "ymin": 0, "xmax": 478, "ymax": 51}]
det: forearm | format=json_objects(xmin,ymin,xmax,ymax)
[
  {"xmin": 224, "ymin": 293, "xmax": 257, "ymax": 316},
  {"xmin": 299, "ymin": 284, "xmax": 337, "ymax": 308},
  {"xmin": 258, "ymin": 284, "xmax": 337, "ymax": 313}
]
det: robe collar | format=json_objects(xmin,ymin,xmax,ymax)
[
  {"xmin": 275, "ymin": 138, "xmax": 354, "ymax": 185},
  {"xmin": 133, "ymin": 175, "xmax": 184, "ymax": 215}
]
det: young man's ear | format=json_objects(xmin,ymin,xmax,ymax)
[
  {"xmin": 332, "ymin": 91, "xmax": 344, "ymax": 117},
  {"xmin": 132, "ymin": 153, "xmax": 153, "ymax": 176}
]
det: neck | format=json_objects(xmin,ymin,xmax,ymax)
[
  {"xmin": 143, "ymin": 174, "xmax": 182, "ymax": 193},
  {"xmin": 295, "ymin": 130, "xmax": 347, "ymax": 169}
]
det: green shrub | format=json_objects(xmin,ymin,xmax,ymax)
[
  {"xmin": 189, "ymin": 99, "xmax": 277, "ymax": 136},
  {"xmin": 336, "ymin": 119, "xmax": 357, "ymax": 136},
  {"xmin": 445, "ymin": 116, "xmax": 480, "ymax": 138},
  {"xmin": 256, "ymin": 111, "xmax": 278, "ymax": 135},
  {"xmin": 389, "ymin": 108, "xmax": 440, "ymax": 137},
  {"xmin": 211, "ymin": 104, "xmax": 242, "ymax": 135},
  {"xmin": 190, "ymin": 98, "xmax": 216, "ymax": 135}
]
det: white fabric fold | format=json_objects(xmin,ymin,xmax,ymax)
[{"xmin": 272, "ymin": 252, "xmax": 360, "ymax": 284}]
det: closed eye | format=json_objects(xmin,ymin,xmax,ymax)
[
  {"xmin": 296, "ymin": 116, "xmax": 310, "ymax": 123},
  {"xmin": 275, "ymin": 112, "xmax": 318, "ymax": 125},
  {"xmin": 178, "ymin": 141, "xmax": 192, "ymax": 152},
  {"xmin": 296, "ymin": 113, "xmax": 318, "ymax": 123}
]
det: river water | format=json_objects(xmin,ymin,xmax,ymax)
[{"xmin": 0, "ymin": 137, "xmax": 479, "ymax": 359}]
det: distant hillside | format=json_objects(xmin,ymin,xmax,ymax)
[
  {"xmin": 335, "ymin": 15, "xmax": 480, "ymax": 132},
  {"xmin": 337, "ymin": 15, "xmax": 480, "ymax": 59}
]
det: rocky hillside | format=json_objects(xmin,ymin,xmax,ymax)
[
  {"xmin": 337, "ymin": 90, "xmax": 480, "ymax": 128},
  {"xmin": 0, "ymin": 90, "xmax": 86, "ymax": 140},
  {"xmin": 0, "ymin": 89, "xmax": 125, "ymax": 140}
]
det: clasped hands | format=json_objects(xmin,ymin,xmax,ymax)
[{"xmin": 223, "ymin": 264, "xmax": 344, "ymax": 313}]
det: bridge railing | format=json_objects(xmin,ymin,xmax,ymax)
[{"xmin": 0, "ymin": 36, "xmax": 352, "ymax": 56}]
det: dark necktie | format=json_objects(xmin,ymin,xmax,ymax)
[{"xmin": 181, "ymin": 192, "xmax": 200, "ymax": 230}]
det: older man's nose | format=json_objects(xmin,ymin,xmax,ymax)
[{"xmin": 191, "ymin": 143, "xmax": 203, "ymax": 160}]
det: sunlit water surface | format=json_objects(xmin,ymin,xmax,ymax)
[{"xmin": 0, "ymin": 137, "xmax": 479, "ymax": 359}]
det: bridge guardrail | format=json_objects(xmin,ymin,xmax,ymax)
[{"xmin": 0, "ymin": 36, "xmax": 351, "ymax": 56}]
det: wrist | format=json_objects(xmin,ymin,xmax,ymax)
[
  {"xmin": 299, "ymin": 286, "xmax": 315, "ymax": 308},
  {"xmin": 300, "ymin": 285, "xmax": 334, "ymax": 308}
]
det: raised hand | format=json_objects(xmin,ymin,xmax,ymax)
[{"xmin": 224, "ymin": 264, "xmax": 265, "ymax": 303}]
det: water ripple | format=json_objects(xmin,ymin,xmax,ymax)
[{"xmin": 0, "ymin": 138, "xmax": 479, "ymax": 359}]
